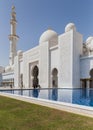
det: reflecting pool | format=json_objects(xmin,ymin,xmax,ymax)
[{"xmin": 0, "ymin": 88, "xmax": 93, "ymax": 107}]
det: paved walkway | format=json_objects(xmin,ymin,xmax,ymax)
[{"xmin": 0, "ymin": 92, "xmax": 93, "ymax": 118}]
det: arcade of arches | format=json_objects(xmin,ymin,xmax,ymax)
[
  {"xmin": 31, "ymin": 66, "xmax": 58, "ymax": 88},
  {"xmin": 81, "ymin": 69, "xmax": 93, "ymax": 89},
  {"xmin": 31, "ymin": 67, "xmax": 93, "ymax": 89}
]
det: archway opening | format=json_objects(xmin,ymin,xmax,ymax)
[
  {"xmin": 32, "ymin": 66, "xmax": 39, "ymax": 88},
  {"xmin": 52, "ymin": 68, "xmax": 58, "ymax": 88}
]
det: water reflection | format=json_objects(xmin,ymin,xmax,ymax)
[
  {"xmin": 32, "ymin": 88, "xmax": 39, "ymax": 98},
  {"xmin": 52, "ymin": 88, "xmax": 58, "ymax": 101},
  {"xmin": 1, "ymin": 88, "xmax": 93, "ymax": 107},
  {"xmin": 89, "ymin": 89, "xmax": 93, "ymax": 106}
]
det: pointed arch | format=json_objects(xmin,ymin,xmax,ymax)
[
  {"xmin": 52, "ymin": 68, "xmax": 58, "ymax": 88},
  {"xmin": 32, "ymin": 65, "xmax": 39, "ymax": 88}
]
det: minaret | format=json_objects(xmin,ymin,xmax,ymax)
[{"xmin": 9, "ymin": 6, "xmax": 19, "ymax": 66}]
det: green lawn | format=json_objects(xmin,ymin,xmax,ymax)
[{"xmin": 0, "ymin": 96, "xmax": 93, "ymax": 130}]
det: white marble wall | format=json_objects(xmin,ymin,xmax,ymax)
[
  {"xmin": 59, "ymin": 31, "xmax": 73, "ymax": 88},
  {"xmin": 50, "ymin": 47, "xmax": 59, "ymax": 87},
  {"xmin": 14, "ymin": 56, "xmax": 20, "ymax": 88},
  {"xmin": 73, "ymin": 31, "xmax": 83, "ymax": 88},
  {"xmin": 20, "ymin": 61, "xmax": 23, "ymax": 74},
  {"xmin": 39, "ymin": 42, "xmax": 49, "ymax": 88},
  {"xmin": 80, "ymin": 56, "xmax": 93, "ymax": 79},
  {"xmin": 58, "ymin": 30, "xmax": 82, "ymax": 88},
  {"xmin": 23, "ymin": 46, "xmax": 39, "ymax": 88}
]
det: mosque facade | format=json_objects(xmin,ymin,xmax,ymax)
[{"xmin": 0, "ymin": 6, "xmax": 93, "ymax": 90}]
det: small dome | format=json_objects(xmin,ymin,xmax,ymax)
[
  {"xmin": 5, "ymin": 66, "xmax": 11, "ymax": 72},
  {"xmin": 65, "ymin": 23, "xmax": 76, "ymax": 32},
  {"xmin": 5, "ymin": 65, "xmax": 14, "ymax": 72},
  {"xmin": 86, "ymin": 36, "xmax": 93, "ymax": 44},
  {"xmin": 39, "ymin": 29, "xmax": 57, "ymax": 44},
  {"xmin": 85, "ymin": 36, "xmax": 93, "ymax": 50},
  {"xmin": 17, "ymin": 50, "xmax": 23, "ymax": 56}
]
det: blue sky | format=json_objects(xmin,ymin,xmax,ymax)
[{"xmin": 0, "ymin": 0, "xmax": 93, "ymax": 66}]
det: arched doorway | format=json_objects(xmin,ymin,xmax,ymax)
[
  {"xmin": 32, "ymin": 66, "xmax": 39, "ymax": 88},
  {"xmin": 51, "ymin": 68, "xmax": 58, "ymax": 100},
  {"xmin": 52, "ymin": 68, "xmax": 58, "ymax": 88}
]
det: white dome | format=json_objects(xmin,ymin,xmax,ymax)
[
  {"xmin": 5, "ymin": 66, "xmax": 11, "ymax": 72},
  {"xmin": 65, "ymin": 23, "xmax": 76, "ymax": 32},
  {"xmin": 39, "ymin": 29, "xmax": 57, "ymax": 44},
  {"xmin": 86, "ymin": 36, "xmax": 93, "ymax": 44}
]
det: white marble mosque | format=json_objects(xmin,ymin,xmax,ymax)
[{"xmin": 0, "ymin": 6, "xmax": 93, "ymax": 90}]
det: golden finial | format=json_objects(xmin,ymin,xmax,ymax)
[
  {"xmin": 12, "ymin": 5, "xmax": 15, "ymax": 12},
  {"xmin": 11, "ymin": 5, "xmax": 16, "ymax": 19},
  {"xmin": 47, "ymin": 27, "xmax": 52, "ymax": 30}
]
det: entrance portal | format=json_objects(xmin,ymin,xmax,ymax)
[
  {"xmin": 52, "ymin": 68, "xmax": 58, "ymax": 88},
  {"xmin": 32, "ymin": 66, "xmax": 39, "ymax": 88}
]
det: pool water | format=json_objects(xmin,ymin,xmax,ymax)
[{"xmin": 0, "ymin": 88, "xmax": 93, "ymax": 107}]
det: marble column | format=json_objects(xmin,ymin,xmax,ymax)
[{"xmin": 86, "ymin": 80, "xmax": 90, "ymax": 98}]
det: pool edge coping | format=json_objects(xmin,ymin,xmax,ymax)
[{"xmin": 0, "ymin": 92, "xmax": 93, "ymax": 118}]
